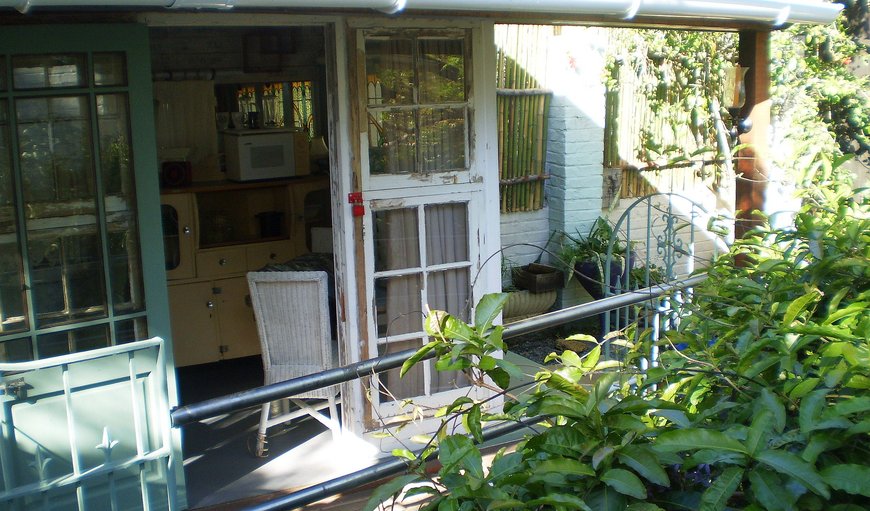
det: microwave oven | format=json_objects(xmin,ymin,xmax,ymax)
[{"xmin": 224, "ymin": 129, "xmax": 296, "ymax": 181}]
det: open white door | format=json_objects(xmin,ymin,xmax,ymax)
[{"xmin": 348, "ymin": 22, "xmax": 501, "ymax": 443}]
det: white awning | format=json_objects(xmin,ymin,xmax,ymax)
[{"xmin": 0, "ymin": 0, "xmax": 843, "ymax": 26}]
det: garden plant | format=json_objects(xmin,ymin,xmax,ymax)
[{"xmin": 366, "ymin": 158, "xmax": 869, "ymax": 511}]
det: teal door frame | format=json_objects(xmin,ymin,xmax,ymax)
[{"xmin": 0, "ymin": 23, "xmax": 183, "ymax": 506}]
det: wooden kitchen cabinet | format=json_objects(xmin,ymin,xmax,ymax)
[{"xmin": 161, "ymin": 176, "xmax": 329, "ymax": 366}]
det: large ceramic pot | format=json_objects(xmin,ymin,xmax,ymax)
[
  {"xmin": 574, "ymin": 252, "xmax": 636, "ymax": 299},
  {"xmin": 503, "ymin": 290, "xmax": 558, "ymax": 320}
]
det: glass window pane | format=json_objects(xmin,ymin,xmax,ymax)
[
  {"xmin": 369, "ymin": 109, "xmax": 416, "ymax": 175},
  {"xmin": 37, "ymin": 324, "xmax": 109, "ymax": 359},
  {"xmin": 98, "ymin": 94, "xmax": 144, "ymax": 315},
  {"xmin": 0, "ymin": 56, "xmax": 6, "ymax": 91},
  {"xmin": 418, "ymin": 38, "xmax": 465, "ymax": 103},
  {"xmin": 425, "ymin": 203, "xmax": 468, "ymax": 265},
  {"xmin": 13, "ymin": 54, "xmax": 87, "ymax": 90},
  {"xmin": 365, "ymin": 38, "xmax": 414, "ymax": 106},
  {"xmin": 29, "ymin": 231, "xmax": 107, "ymax": 328},
  {"xmin": 115, "ymin": 317, "xmax": 148, "ymax": 344},
  {"xmin": 374, "ymin": 208, "xmax": 420, "ymax": 271},
  {"xmin": 375, "ymin": 274, "xmax": 422, "ymax": 338},
  {"xmin": 0, "ymin": 337, "xmax": 32, "ymax": 363},
  {"xmin": 1, "ymin": 101, "xmax": 28, "ymax": 335},
  {"xmin": 419, "ymin": 107, "xmax": 466, "ymax": 172},
  {"xmin": 93, "ymin": 52, "xmax": 127, "ymax": 87},
  {"xmin": 427, "ymin": 268, "xmax": 470, "ymax": 321},
  {"xmin": 377, "ymin": 338, "xmax": 424, "ymax": 401},
  {"xmin": 17, "ymin": 96, "xmax": 96, "ymax": 205}
]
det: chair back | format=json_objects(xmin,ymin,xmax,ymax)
[{"xmin": 246, "ymin": 271, "xmax": 337, "ymax": 399}]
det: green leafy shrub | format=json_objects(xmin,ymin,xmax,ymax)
[{"xmin": 367, "ymin": 161, "xmax": 869, "ymax": 511}]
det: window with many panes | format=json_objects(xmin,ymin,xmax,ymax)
[
  {"xmin": 365, "ymin": 31, "xmax": 469, "ymax": 176},
  {"xmin": 0, "ymin": 51, "xmax": 147, "ymax": 362}
]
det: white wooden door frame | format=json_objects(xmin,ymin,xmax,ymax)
[{"xmin": 334, "ymin": 18, "xmax": 501, "ymax": 446}]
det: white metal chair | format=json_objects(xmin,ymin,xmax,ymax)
[{"xmin": 246, "ymin": 270, "xmax": 340, "ymax": 457}]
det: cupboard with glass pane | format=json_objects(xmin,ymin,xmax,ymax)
[{"xmin": 161, "ymin": 175, "xmax": 329, "ymax": 366}]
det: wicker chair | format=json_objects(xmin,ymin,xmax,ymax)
[{"xmin": 246, "ymin": 271, "xmax": 340, "ymax": 457}]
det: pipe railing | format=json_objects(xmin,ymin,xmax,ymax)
[{"xmin": 170, "ymin": 273, "xmax": 706, "ymax": 427}]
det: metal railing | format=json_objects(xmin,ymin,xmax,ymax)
[{"xmin": 169, "ymin": 273, "xmax": 706, "ymax": 510}]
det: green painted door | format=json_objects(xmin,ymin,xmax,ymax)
[{"xmin": 0, "ymin": 24, "xmax": 181, "ymax": 508}]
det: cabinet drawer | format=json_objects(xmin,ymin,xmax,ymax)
[
  {"xmin": 246, "ymin": 240, "xmax": 295, "ymax": 270},
  {"xmin": 196, "ymin": 247, "xmax": 247, "ymax": 277}
]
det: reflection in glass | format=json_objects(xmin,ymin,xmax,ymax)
[
  {"xmin": 0, "ymin": 338, "xmax": 32, "ymax": 362},
  {"xmin": 13, "ymin": 54, "xmax": 87, "ymax": 89},
  {"xmin": 0, "ymin": 100, "xmax": 28, "ymax": 335},
  {"xmin": 378, "ymin": 338, "xmax": 424, "ymax": 401},
  {"xmin": 375, "ymin": 274, "xmax": 422, "ymax": 338},
  {"xmin": 17, "ymin": 95, "xmax": 106, "ymax": 328},
  {"xmin": 418, "ymin": 38, "xmax": 465, "ymax": 103},
  {"xmin": 374, "ymin": 208, "xmax": 420, "ymax": 272},
  {"xmin": 115, "ymin": 317, "xmax": 148, "ymax": 344},
  {"xmin": 368, "ymin": 109, "xmax": 416, "ymax": 175},
  {"xmin": 29, "ymin": 232, "xmax": 106, "ymax": 328},
  {"xmin": 37, "ymin": 324, "xmax": 109, "ymax": 358},
  {"xmin": 419, "ymin": 107, "xmax": 466, "ymax": 172},
  {"xmin": 93, "ymin": 52, "xmax": 127, "ymax": 87},
  {"xmin": 17, "ymin": 95, "xmax": 95, "ymax": 205},
  {"xmin": 365, "ymin": 38, "xmax": 414, "ymax": 106},
  {"xmin": 98, "ymin": 93, "xmax": 144, "ymax": 315}
]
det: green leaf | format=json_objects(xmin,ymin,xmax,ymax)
[
  {"xmin": 617, "ymin": 445, "xmax": 670, "ymax": 486},
  {"xmin": 474, "ymin": 293, "xmax": 509, "ymax": 335},
  {"xmin": 478, "ymin": 355, "xmax": 497, "ymax": 371},
  {"xmin": 540, "ymin": 426, "xmax": 585, "ymax": 456},
  {"xmin": 747, "ymin": 468, "xmax": 795, "ymax": 511},
  {"xmin": 788, "ymin": 377, "xmax": 821, "ymax": 399},
  {"xmin": 485, "ymin": 366, "xmax": 511, "ymax": 390},
  {"xmin": 654, "ymin": 429, "xmax": 748, "ymax": 454},
  {"xmin": 758, "ymin": 388, "xmax": 787, "ymax": 433},
  {"xmin": 486, "ymin": 499, "xmax": 525, "ymax": 510},
  {"xmin": 746, "ymin": 410, "xmax": 773, "ymax": 455},
  {"xmin": 799, "ymin": 389, "xmax": 828, "ymax": 435},
  {"xmin": 700, "ymin": 467, "xmax": 743, "ymax": 511},
  {"xmin": 401, "ymin": 340, "xmax": 439, "ymax": 377},
  {"xmin": 439, "ymin": 435, "xmax": 484, "ymax": 480},
  {"xmin": 601, "ymin": 468, "xmax": 647, "ymax": 499},
  {"xmin": 593, "ymin": 445, "xmax": 615, "ymax": 470},
  {"xmin": 462, "ymin": 404, "xmax": 483, "ymax": 443},
  {"xmin": 534, "ymin": 458, "xmax": 595, "ymax": 477},
  {"xmin": 821, "ymin": 464, "xmax": 870, "ymax": 497},
  {"xmin": 525, "ymin": 493, "xmax": 592, "ymax": 510},
  {"xmin": 755, "ymin": 449, "xmax": 830, "ymax": 499},
  {"xmin": 783, "ymin": 288, "xmax": 822, "ymax": 325},
  {"xmin": 625, "ymin": 504, "xmax": 665, "ymax": 511},
  {"xmin": 362, "ymin": 474, "xmax": 420, "ymax": 511}
]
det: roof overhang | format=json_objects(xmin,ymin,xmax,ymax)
[{"xmin": 0, "ymin": 0, "xmax": 843, "ymax": 27}]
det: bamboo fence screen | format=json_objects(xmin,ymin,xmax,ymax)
[{"xmin": 496, "ymin": 26, "xmax": 552, "ymax": 213}]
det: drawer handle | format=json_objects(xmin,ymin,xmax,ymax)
[
  {"xmin": 183, "ymin": 226, "xmax": 191, "ymax": 236},
  {"xmin": 206, "ymin": 301, "xmax": 215, "ymax": 310},
  {"xmin": 219, "ymin": 258, "xmax": 228, "ymax": 266},
  {"xmin": 270, "ymin": 252, "xmax": 277, "ymax": 260}
]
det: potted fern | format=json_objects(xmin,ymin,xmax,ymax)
[{"xmin": 558, "ymin": 217, "xmax": 634, "ymax": 299}]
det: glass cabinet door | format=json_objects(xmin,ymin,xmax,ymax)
[{"xmin": 161, "ymin": 193, "xmax": 195, "ymax": 280}]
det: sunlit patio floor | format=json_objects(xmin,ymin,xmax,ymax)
[{"xmin": 177, "ymin": 353, "xmax": 543, "ymax": 510}]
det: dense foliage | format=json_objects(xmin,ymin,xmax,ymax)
[
  {"xmin": 366, "ymin": 158, "xmax": 869, "ymax": 511},
  {"xmin": 771, "ymin": 2, "xmax": 870, "ymax": 167}
]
